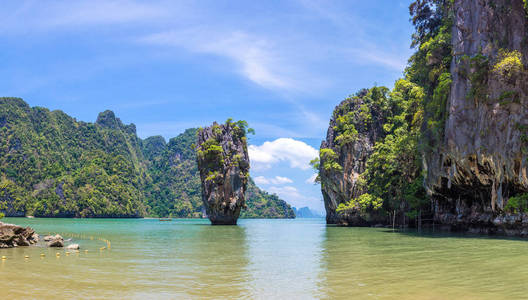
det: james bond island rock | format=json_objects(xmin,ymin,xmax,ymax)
[
  {"xmin": 0, "ymin": 222, "xmax": 39, "ymax": 248},
  {"xmin": 424, "ymin": 0, "xmax": 528, "ymax": 235},
  {"xmin": 196, "ymin": 120, "xmax": 252, "ymax": 225}
]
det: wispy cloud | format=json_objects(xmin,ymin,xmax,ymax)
[
  {"xmin": 254, "ymin": 176, "xmax": 293, "ymax": 185},
  {"xmin": 139, "ymin": 29, "xmax": 294, "ymax": 90},
  {"xmin": 0, "ymin": 0, "xmax": 170, "ymax": 34},
  {"xmin": 347, "ymin": 46, "xmax": 408, "ymax": 71},
  {"xmin": 295, "ymin": 0, "xmax": 409, "ymax": 72},
  {"xmin": 3, "ymin": 0, "xmax": 410, "ymax": 94},
  {"xmin": 135, "ymin": 121, "xmax": 201, "ymax": 139},
  {"xmin": 305, "ymin": 173, "xmax": 318, "ymax": 184}
]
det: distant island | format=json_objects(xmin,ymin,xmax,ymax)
[
  {"xmin": 292, "ymin": 207, "xmax": 323, "ymax": 218},
  {"xmin": 0, "ymin": 98, "xmax": 294, "ymax": 219}
]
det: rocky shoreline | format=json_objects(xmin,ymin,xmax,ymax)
[
  {"xmin": 0, "ymin": 221, "xmax": 39, "ymax": 248},
  {"xmin": 0, "ymin": 221, "xmax": 80, "ymax": 248}
]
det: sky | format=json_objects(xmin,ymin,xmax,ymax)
[{"xmin": 0, "ymin": 0, "xmax": 415, "ymax": 214}]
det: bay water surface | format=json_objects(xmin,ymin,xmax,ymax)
[{"xmin": 2, "ymin": 218, "xmax": 528, "ymax": 299}]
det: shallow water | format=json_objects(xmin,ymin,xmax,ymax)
[{"xmin": 1, "ymin": 218, "xmax": 528, "ymax": 299}]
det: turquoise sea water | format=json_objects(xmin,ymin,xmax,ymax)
[{"xmin": 1, "ymin": 218, "xmax": 528, "ymax": 299}]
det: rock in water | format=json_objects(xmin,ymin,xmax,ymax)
[
  {"xmin": 0, "ymin": 221, "xmax": 39, "ymax": 248},
  {"xmin": 196, "ymin": 121, "xmax": 250, "ymax": 225},
  {"xmin": 425, "ymin": 0, "xmax": 528, "ymax": 234},
  {"xmin": 66, "ymin": 243, "xmax": 80, "ymax": 250},
  {"xmin": 47, "ymin": 234, "xmax": 64, "ymax": 247}
]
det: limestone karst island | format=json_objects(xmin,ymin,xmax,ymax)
[{"xmin": 1, "ymin": 0, "xmax": 528, "ymax": 299}]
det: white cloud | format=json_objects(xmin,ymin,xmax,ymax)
[
  {"xmin": 254, "ymin": 175, "xmax": 293, "ymax": 185},
  {"xmin": 254, "ymin": 176, "xmax": 270, "ymax": 185},
  {"xmin": 269, "ymin": 186, "xmax": 299, "ymax": 197},
  {"xmin": 305, "ymin": 173, "xmax": 318, "ymax": 184},
  {"xmin": 248, "ymin": 138, "xmax": 318, "ymax": 171},
  {"xmin": 268, "ymin": 185, "xmax": 321, "ymax": 209},
  {"xmin": 348, "ymin": 47, "xmax": 407, "ymax": 71},
  {"xmin": 272, "ymin": 176, "xmax": 294, "ymax": 184},
  {"xmin": 0, "ymin": 0, "xmax": 170, "ymax": 33},
  {"xmin": 2, "ymin": 0, "xmax": 411, "ymax": 98},
  {"xmin": 140, "ymin": 29, "xmax": 293, "ymax": 90}
]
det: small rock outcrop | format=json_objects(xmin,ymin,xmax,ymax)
[
  {"xmin": 66, "ymin": 243, "xmax": 80, "ymax": 250},
  {"xmin": 196, "ymin": 121, "xmax": 250, "ymax": 225},
  {"xmin": 0, "ymin": 222, "xmax": 39, "ymax": 248},
  {"xmin": 425, "ymin": 0, "xmax": 528, "ymax": 234},
  {"xmin": 46, "ymin": 234, "xmax": 64, "ymax": 247}
]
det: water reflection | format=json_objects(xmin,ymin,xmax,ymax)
[
  {"xmin": 183, "ymin": 224, "xmax": 250, "ymax": 299},
  {"xmin": 243, "ymin": 219, "xmax": 326, "ymax": 299},
  {"xmin": 318, "ymin": 226, "xmax": 528, "ymax": 299}
]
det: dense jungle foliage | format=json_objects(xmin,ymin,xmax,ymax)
[
  {"xmin": 0, "ymin": 98, "xmax": 294, "ymax": 218},
  {"xmin": 314, "ymin": 0, "xmax": 452, "ymax": 225}
]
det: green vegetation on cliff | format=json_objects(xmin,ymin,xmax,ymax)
[
  {"xmin": 242, "ymin": 178, "xmax": 295, "ymax": 218},
  {"xmin": 321, "ymin": 80, "xmax": 427, "ymax": 223},
  {"xmin": 316, "ymin": 0, "xmax": 453, "ymax": 226},
  {"xmin": 0, "ymin": 98, "xmax": 146, "ymax": 217},
  {"xmin": 0, "ymin": 98, "xmax": 294, "ymax": 218},
  {"xmin": 407, "ymin": 0, "xmax": 453, "ymax": 150}
]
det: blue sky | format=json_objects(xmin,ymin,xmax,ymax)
[{"xmin": 1, "ymin": 0, "xmax": 415, "ymax": 213}]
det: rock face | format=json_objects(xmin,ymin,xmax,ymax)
[
  {"xmin": 425, "ymin": 0, "xmax": 528, "ymax": 234},
  {"xmin": 0, "ymin": 222, "xmax": 39, "ymax": 248},
  {"xmin": 320, "ymin": 91, "xmax": 386, "ymax": 225},
  {"xmin": 196, "ymin": 122, "xmax": 250, "ymax": 225}
]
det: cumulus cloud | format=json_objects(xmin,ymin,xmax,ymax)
[
  {"xmin": 272, "ymin": 176, "xmax": 294, "ymax": 184},
  {"xmin": 254, "ymin": 175, "xmax": 293, "ymax": 185},
  {"xmin": 248, "ymin": 138, "xmax": 318, "ymax": 171}
]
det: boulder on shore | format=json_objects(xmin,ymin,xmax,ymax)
[{"xmin": 0, "ymin": 221, "xmax": 39, "ymax": 248}]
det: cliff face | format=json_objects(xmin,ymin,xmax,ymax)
[
  {"xmin": 425, "ymin": 0, "xmax": 528, "ymax": 234},
  {"xmin": 320, "ymin": 90, "xmax": 387, "ymax": 225},
  {"xmin": 196, "ymin": 122, "xmax": 250, "ymax": 225}
]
